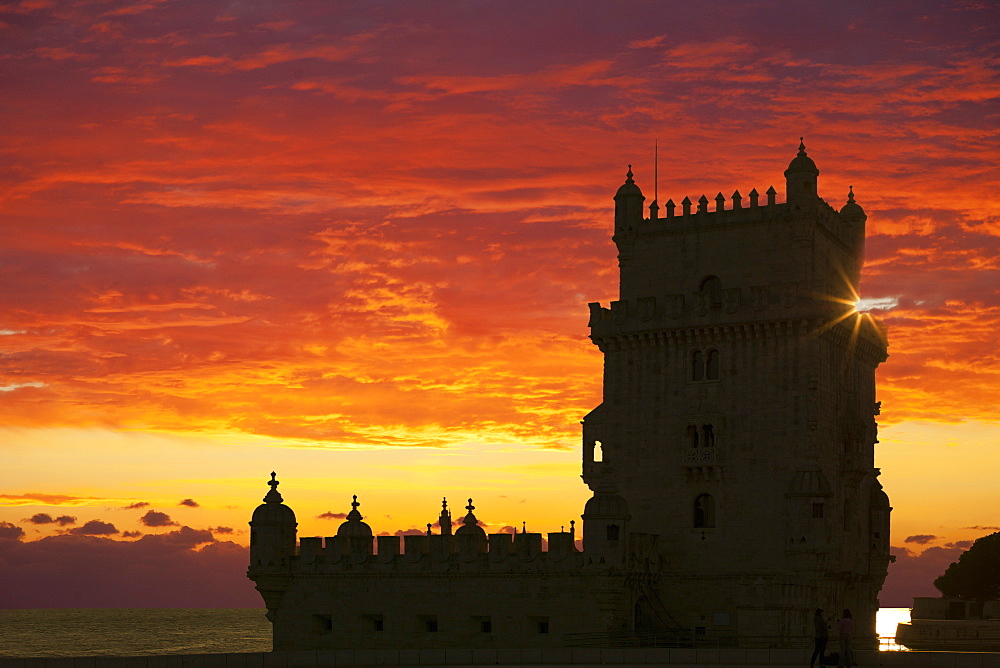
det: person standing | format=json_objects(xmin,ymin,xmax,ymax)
[
  {"xmin": 810, "ymin": 608, "xmax": 828, "ymax": 668},
  {"xmin": 837, "ymin": 609, "xmax": 854, "ymax": 667}
]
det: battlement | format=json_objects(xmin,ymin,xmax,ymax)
[
  {"xmin": 286, "ymin": 530, "xmax": 583, "ymax": 573},
  {"xmin": 250, "ymin": 528, "xmax": 665, "ymax": 579},
  {"xmin": 632, "ymin": 189, "xmax": 860, "ymax": 253}
]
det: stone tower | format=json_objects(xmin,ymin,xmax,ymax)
[{"xmin": 583, "ymin": 141, "xmax": 891, "ymax": 645}]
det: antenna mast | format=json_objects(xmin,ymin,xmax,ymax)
[{"xmin": 654, "ymin": 138, "xmax": 659, "ymax": 205}]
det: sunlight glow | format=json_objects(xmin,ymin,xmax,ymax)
[{"xmin": 857, "ymin": 296, "xmax": 900, "ymax": 313}]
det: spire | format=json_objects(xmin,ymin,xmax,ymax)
[
  {"xmin": 439, "ymin": 497, "xmax": 452, "ymax": 536},
  {"xmin": 346, "ymin": 494, "xmax": 363, "ymax": 521},
  {"xmin": 263, "ymin": 471, "xmax": 283, "ymax": 503},
  {"xmin": 848, "ymin": 185, "xmax": 856, "ymax": 203},
  {"xmin": 798, "ymin": 136, "xmax": 806, "ymax": 156},
  {"xmin": 462, "ymin": 498, "xmax": 478, "ymax": 526}
]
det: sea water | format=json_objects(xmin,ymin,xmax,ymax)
[
  {"xmin": 0, "ymin": 607, "xmax": 911, "ymax": 657},
  {"xmin": 0, "ymin": 609, "xmax": 271, "ymax": 657}
]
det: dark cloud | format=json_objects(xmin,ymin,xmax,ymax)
[
  {"xmin": 317, "ymin": 511, "xmax": 347, "ymax": 520},
  {"xmin": 0, "ymin": 521, "xmax": 26, "ymax": 540},
  {"xmin": 137, "ymin": 526, "xmax": 214, "ymax": 548},
  {"xmin": 210, "ymin": 526, "xmax": 234, "ymax": 534},
  {"xmin": 68, "ymin": 520, "xmax": 118, "ymax": 536},
  {"xmin": 139, "ymin": 510, "xmax": 178, "ymax": 527},
  {"xmin": 121, "ymin": 530, "xmax": 143, "ymax": 538},
  {"xmin": 904, "ymin": 534, "xmax": 937, "ymax": 545},
  {"xmin": 23, "ymin": 513, "xmax": 77, "ymax": 526},
  {"xmin": 945, "ymin": 540, "xmax": 974, "ymax": 549},
  {"xmin": 0, "ymin": 528, "xmax": 257, "ymax": 607},
  {"xmin": 122, "ymin": 502, "xmax": 150, "ymax": 510},
  {"xmin": 964, "ymin": 525, "xmax": 1000, "ymax": 531},
  {"xmin": 178, "ymin": 498, "xmax": 200, "ymax": 508},
  {"xmin": 881, "ymin": 545, "xmax": 964, "ymax": 607}
]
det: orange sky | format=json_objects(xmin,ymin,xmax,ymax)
[{"xmin": 1, "ymin": 0, "xmax": 998, "ymax": 607}]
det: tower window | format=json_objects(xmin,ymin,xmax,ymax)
[
  {"xmin": 607, "ymin": 524, "xmax": 620, "ymax": 541},
  {"xmin": 419, "ymin": 615, "xmax": 438, "ymax": 632},
  {"xmin": 700, "ymin": 276, "xmax": 723, "ymax": 309},
  {"xmin": 312, "ymin": 614, "xmax": 333, "ymax": 632},
  {"xmin": 706, "ymin": 349, "xmax": 720, "ymax": 380},
  {"xmin": 593, "ymin": 440, "xmax": 603, "ymax": 462},
  {"xmin": 702, "ymin": 424, "xmax": 715, "ymax": 447},
  {"xmin": 363, "ymin": 614, "xmax": 384, "ymax": 632},
  {"xmin": 691, "ymin": 350, "xmax": 704, "ymax": 380},
  {"xmin": 812, "ymin": 502, "xmax": 824, "ymax": 519},
  {"xmin": 691, "ymin": 349, "xmax": 721, "ymax": 381},
  {"xmin": 694, "ymin": 494, "xmax": 716, "ymax": 528},
  {"xmin": 686, "ymin": 425, "xmax": 699, "ymax": 448}
]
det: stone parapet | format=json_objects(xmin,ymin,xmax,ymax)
[{"xmin": 250, "ymin": 531, "xmax": 596, "ymax": 578}]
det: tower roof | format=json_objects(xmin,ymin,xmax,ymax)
[
  {"xmin": 337, "ymin": 495, "xmax": 373, "ymax": 537},
  {"xmin": 615, "ymin": 164, "xmax": 643, "ymax": 198},
  {"xmin": 454, "ymin": 497, "xmax": 487, "ymax": 537},
  {"xmin": 582, "ymin": 476, "xmax": 630, "ymax": 519},
  {"xmin": 784, "ymin": 138, "xmax": 819, "ymax": 176},
  {"xmin": 839, "ymin": 185, "xmax": 866, "ymax": 218},
  {"xmin": 251, "ymin": 472, "xmax": 296, "ymax": 524}
]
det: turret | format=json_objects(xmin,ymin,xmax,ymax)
[
  {"xmin": 438, "ymin": 497, "xmax": 452, "ymax": 536},
  {"xmin": 784, "ymin": 138, "xmax": 819, "ymax": 206},
  {"xmin": 337, "ymin": 494, "xmax": 374, "ymax": 555},
  {"xmin": 455, "ymin": 498, "xmax": 488, "ymax": 554},
  {"xmin": 840, "ymin": 185, "xmax": 868, "ymax": 280},
  {"xmin": 249, "ymin": 472, "xmax": 297, "ymax": 570},
  {"xmin": 613, "ymin": 165, "xmax": 645, "ymax": 233},
  {"xmin": 581, "ymin": 476, "xmax": 630, "ymax": 564}
]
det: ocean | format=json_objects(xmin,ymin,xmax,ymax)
[
  {"xmin": 0, "ymin": 609, "xmax": 271, "ymax": 658},
  {"xmin": 0, "ymin": 608, "xmax": 911, "ymax": 658}
]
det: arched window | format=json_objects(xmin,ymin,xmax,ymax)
[
  {"xmin": 691, "ymin": 350, "xmax": 704, "ymax": 380},
  {"xmin": 700, "ymin": 276, "xmax": 722, "ymax": 309},
  {"xmin": 607, "ymin": 524, "xmax": 620, "ymax": 541},
  {"xmin": 685, "ymin": 425, "xmax": 700, "ymax": 448},
  {"xmin": 694, "ymin": 494, "xmax": 716, "ymax": 528},
  {"xmin": 705, "ymin": 349, "xmax": 720, "ymax": 380},
  {"xmin": 702, "ymin": 424, "xmax": 715, "ymax": 448},
  {"xmin": 593, "ymin": 440, "xmax": 603, "ymax": 463}
]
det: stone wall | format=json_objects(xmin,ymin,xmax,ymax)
[{"xmin": 3, "ymin": 648, "xmax": 999, "ymax": 667}]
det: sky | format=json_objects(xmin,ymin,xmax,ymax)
[{"xmin": 0, "ymin": 0, "xmax": 997, "ymax": 608}]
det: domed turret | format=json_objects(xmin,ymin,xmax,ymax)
[
  {"xmin": 455, "ymin": 498, "xmax": 488, "ymax": 554},
  {"xmin": 454, "ymin": 498, "xmax": 487, "ymax": 538},
  {"xmin": 784, "ymin": 138, "xmax": 820, "ymax": 205},
  {"xmin": 839, "ymin": 185, "xmax": 866, "ymax": 221},
  {"xmin": 336, "ymin": 495, "xmax": 373, "ymax": 537},
  {"xmin": 249, "ymin": 472, "xmax": 297, "ymax": 570},
  {"xmin": 583, "ymin": 476, "xmax": 630, "ymax": 519},
  {"xmin": 614, "ymin": 165, "xmax": 645, "ymax": 232},
  {"xmin": 787, "ymin": 469, "xmax": 832, "ymax": 497},
  {"xmin": 581, "ymin": 476, "xmax": 630, "ymax": 560}
]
